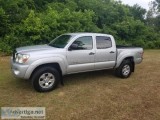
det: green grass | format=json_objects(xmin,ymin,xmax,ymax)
[{"xmin": 0, "ymin": 50, "xmax": 160, "ymax": 120}]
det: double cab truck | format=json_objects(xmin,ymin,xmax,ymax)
[{"xmin": 11, "ymin": 33, "xmax": 143, "ymax": 92}]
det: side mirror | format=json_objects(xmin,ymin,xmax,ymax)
[{"xmin": 68, "ymin": 44, "xmax": 78, "ymax": 51}]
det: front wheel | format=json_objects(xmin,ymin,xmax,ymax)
[
  {"xmin": 31, "ymin": 67, "xmax": 60, "ymax": 92},
  {"xmin": 115, "ymin": 60, "xmax": 133, "ymax": 78}
]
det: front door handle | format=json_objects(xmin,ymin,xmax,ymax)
[
  {"xmin": 89, "ymin": 52, "xmax": 95, "ymax": 55},
  {"xmin": 110, "ymin": 51, "xmax": 115, "ymax": 54}
]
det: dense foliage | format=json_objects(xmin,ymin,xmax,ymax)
[{"xmin": 0, "ymin": 0, "xmax": 160, "ymax": 53}]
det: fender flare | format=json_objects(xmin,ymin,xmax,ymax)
[{"xmin": 24, "ymin": 57, "xmax": 66, "ymax": 79}]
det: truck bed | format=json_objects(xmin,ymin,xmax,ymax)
[
  {"xmin": 116, "ymin": 45, "xmax": 143, "ymax": 66},
  {"xmin": 116, "ymin": 45, "xmax": 141, "ymax": 49}
]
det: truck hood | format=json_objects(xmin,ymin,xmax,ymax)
[{"xmin": 16, "ymin": 45, "xmax": 59, "ymax": 53}]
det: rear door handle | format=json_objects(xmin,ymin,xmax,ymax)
[
  {"xmin": 110, "ymin": 51, "xmax": 115, "ymax": 53},
  {"xmin": 89, "ymin": 52, "xmax": 95, "ymax": 55}
]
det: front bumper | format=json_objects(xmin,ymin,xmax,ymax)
[{"xmin": 11, "ymin": 58, "xmax": 29, "ymax": 79}]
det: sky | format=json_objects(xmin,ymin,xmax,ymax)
[{"xmin": 119, "ymin": 0, "xmax": 152, "ymax": 10}]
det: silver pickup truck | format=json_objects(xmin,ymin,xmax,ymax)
[{"xmin": 11, "ymin": 33, "xmax": 143, "ymax": 92}]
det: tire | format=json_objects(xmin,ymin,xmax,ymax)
[
  {"xmin": 31, "ymin": 66, "xmax": 60, "ymax": 92},
  {"xmin": 115, "ymin": 60, "xmax": 133, "ymax": 78}
]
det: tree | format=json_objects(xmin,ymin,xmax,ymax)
[
  {"xmin": 0, "ymin": 8, "xmax": 10, "ymax": 37},
  {"xmin": 128, "ymin": 4, "xmax": 146, "ymax": 22},
  {"xmin": 22, "ymin": 10, "xmax": 44, "ymax": 43}
]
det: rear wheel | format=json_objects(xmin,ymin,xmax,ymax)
[
  {"xmin": 31, "ymin": 66, "xmax": 60, "ymax": 92},
  {"xmin": 115, "ymin": 60, "xmax": 133, "ymax": 78}
]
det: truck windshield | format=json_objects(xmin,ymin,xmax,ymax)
[{"xmin": 49, "ymin": 35, "xmax": 72, "ymax": 48}]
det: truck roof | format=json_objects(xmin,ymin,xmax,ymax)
[{"xmin": 64, "ymin": 33, "xmax": 112, "ymax": 37}]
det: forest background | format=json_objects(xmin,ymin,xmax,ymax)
[{"xmin": 0, "ymin": 0, "xmax": 160, "ymax": 54}]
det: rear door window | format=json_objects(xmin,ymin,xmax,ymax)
[{"xmin": 96, "ymin": 36, "xmax": 112, "ymax": 49}]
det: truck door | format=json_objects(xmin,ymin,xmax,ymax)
[
  {"xmin": 95, "ymin": 36, "xmax": 116, "ymax": 69},
  {"xmin": 67, "ymin": 36, "xmax": 95, "ymax": 73}
]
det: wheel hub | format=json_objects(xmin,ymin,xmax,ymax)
[
  {"xmin": 122, "ymin": 65, "xmax": 130, "ymax": 76},
  {"xmin": 39, "ymin": 73, "xmax": 55, "ymax": 89}
]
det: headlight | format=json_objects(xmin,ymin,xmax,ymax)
[{"xmin": 15, "ymin": 53, "xmax": 30, "ymax": 63}]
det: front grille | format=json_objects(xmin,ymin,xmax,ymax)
[{"xmin": 13, "ymin": 50, "xmax": 17, "ymax": 62}]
